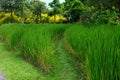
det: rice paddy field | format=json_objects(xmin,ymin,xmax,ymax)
[{"xmin": 0, "ymin": 24, "xmax": 120, "ymax": 80}]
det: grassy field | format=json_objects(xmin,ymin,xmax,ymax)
[{"xmin": 0, "ymin": 24, "xmax": 120, "ymax": 80}]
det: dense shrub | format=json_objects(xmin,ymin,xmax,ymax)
[
  {"xmin": 0, "ymin": 12, "xmax": 22, "ymax": 24},
  {"xmin": 48, "ymin": 15, "xmax": 67, "ymax": 23},
  {"xmin": 41, "ymin": 13, "xmax": 49, "ymax": 23},
  {"xmin": 87, "ymin": 6, "xmax": 120, "ymax": 25},
  {"xmin": 0, "ymin": 12, "xmax": 67, "ymax": 24},
  {"xmin": 25, "ymin": 16, "xmax": 35, "ymax": 24}
]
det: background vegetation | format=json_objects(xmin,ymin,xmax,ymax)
[{"xmin": 0, "ymin": 0, "xmax": 120, "ymax": 24}]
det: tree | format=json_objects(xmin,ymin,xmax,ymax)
[
  {"xmin": 0, "ymin": 0, "xmax": 2, "ymax": 12},
  {"xmin": 49, "ymin": 0, "xmax": 62, "ymax": 23},
  {"xmin": 0, "ymin": 0, "xmax": 26, "ymax": 23},
  {"xmin": 15, "ymin": 0, "xmax": 25, "ymax": 23},
  {"xmin": 2, "ymin": 0, "xmax": 16, "ymax": 23},
  {"xmin": 33, "ymin": 0, "xmax": 46, "ymax": 23},
  {"xmin": 83, "ymin": 0, "xmax": 120, "ymax": 24},
  {"xmin": 71, "ymin": 0, "xmax": 85, "ymax": 22},
  {"xmin": 85, "ymin": 0, "xmax": 120, "ymax": 10},
  {"xmin": 64, "ymin": 0, "xmax": 85, "ymax": 22}
]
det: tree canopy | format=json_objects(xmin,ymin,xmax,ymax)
[{"xmin": 49, "ymin": 0, "xmax": 62, "ymax": 23}]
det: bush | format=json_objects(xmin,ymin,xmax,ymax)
[
  {"xmin": 0, "ymin": 12, "xmax": 22, "ymax": 24},
  {"xmin": 0, "ymin": 12, "xmax": 67, "ymax": 24},
  {"xmin": 49, "ymin": 15, "xmax": 67, "ymax": 23},
  {"xmin": 88, "ymin": 6, "xmax": 120, "ymax": 24},
  {"xmin": 25, "ymin": 16, "xmax": 35, "ymax": 24},
  {"xmin": 41, "ymin": 13, "xmax": 49, "ymax": 23}
]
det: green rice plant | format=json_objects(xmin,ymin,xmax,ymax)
[
  {"xmin": 64, "ymin": 24, "xmax": 120, "ymax": 80},
  {"xmin": 86, "ymin": 26, "xmax": 120, "ymax": 80},
  {"xmin": 9, "ymin": 27, "xmax": 27, "ymax": 50},
  {"xmin": 20, "ymin": 27, "xmax": 54, "ymax": 73},
  {"xmin": 0, "ymin": 24, "xmax": 69, "ymax": 73},
  {"xmin": 0, "ymin": 24, "xmax": 13, "ymax": 41},
  {"xmin": 0, "ymin": 24, "xmax": 28, "ymax": 50}
]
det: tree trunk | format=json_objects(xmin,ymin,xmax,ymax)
[
  {"xmin": 40, "ymin": 14, "xmax": 41, "ymax": 23},
  {"xmin": 22, "ymin": 9, "xmax": 24, "ymax": 23},
  {"xmin": 37, "ymin": 14, "xmax": 39, "ymax": 24},
  {"xmin": 54, "ymin": 15, "xmax": 56, "ymax": 23},
  {"xmin": 54, "ymin": 8, "xmax": 56, "ymax": 23},
  {"xmin": 10, "ymin": 8, "xmax": 13, "ymax": 23},
  {"xmin": 21, "ymin": 2, "xmax": 24, "ymax": 23},
  {"xmin": 21, "ymin": 9, "xmax": 24, "ymax": 23},
  {"xmin": 40, "ymin": 6, "xmax": 42, "ymax": 23}
]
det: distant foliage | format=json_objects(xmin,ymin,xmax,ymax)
[
  {"xmin": 0, "ymin": 0, "xmax": 120, "ymax": 24},
  {"xmin": 0, "ymin": 12, "xmax": 67, "ymax": 24},
  {"xmin": 49, "ymin": 15, "xmax": 67, "ymax": 23},
  {"xmin": 88, "ymin": 6, "xmax": 120, "ymax": 24},
  {"xmin": 0, "ymin": 12, "xmax": 22, "ymax": 24},
  {"xmin": 64, "ymin": 0, "xmax": 120, "ymax": 24}
]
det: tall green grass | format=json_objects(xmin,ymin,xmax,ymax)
[
  {"xmin": 64, "ymin": 24, "xmax": 120, "ymax": 80},
  {"xmin": 0, "ymin": 24, "xmax": 28, "ymax": 49},
  {"xmin": 1, "ymin": 23, "xmax": 119, "ymax": 79},
  {"xmin": 0, "ymin": 24, "xmax": 68, "ymax": 73}
]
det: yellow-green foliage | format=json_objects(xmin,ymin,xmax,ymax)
[
  {"xmin": 49, "ymin": 15, "xmax": 67, "ymax": 23},
  {"xmin": 25, "ymin": 14, "xmax": 67, "ymax": 23},
  {"xmin": 0, "ymin": 12, "xmax": 67, "ymax": 24},
  {"xmin": 25, "ymin": 16, "xmax": 35, "ymax": 23},
  {"xmin": 0, "ymin": 12, "xmax": 10, "ymax": 24},
  {"xmin": 41, "ymin": 13, "xmax": 49, "ymax": 22},
  {"xmin": 0, "ymin": 12, "xmax": 22, "ymax": 24}
]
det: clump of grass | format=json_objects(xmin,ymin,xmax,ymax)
[
  {"xmin": 64, "ymin": 24, "xmax": 120, "ymax": 80},
  {"xmin": 20, "ymin": 27, "xmax": 54, "ymax": 72}
]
